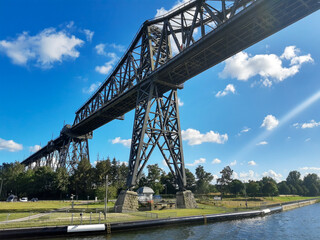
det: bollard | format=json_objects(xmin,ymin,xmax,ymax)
[
  {"xmin": 99, "ymin": 212, "xmax": 101, "ymax": 223},
  {"xmin": 90, "ymin": 212, "xmax": 92, "ymax": 224},
  {"xmin": 6, "ymin": 214, "xmax": 10, "ymax": 222},
  {"xmin": 80, "ymin": 212, "xmax": 83, "ymax": 224},
  {"xmin": 71, "ymin": 213, "xmax": 74, "ymax": 224}
]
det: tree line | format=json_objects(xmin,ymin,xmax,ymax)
[{"xmin": 0, "ymin": 158, "xmax": 319, "ymax": 200}]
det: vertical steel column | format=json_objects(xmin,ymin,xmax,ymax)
[
  {"xmin": 158, "ymin": 89, "xmax": 186, "ymax": 189},
  {"xmin": 126, "ymin": 83, "xmax": 186, "ymax": 190},
  {"xmin": 127, "ymin": 83, "xmax": 155, "ymax": 187}
]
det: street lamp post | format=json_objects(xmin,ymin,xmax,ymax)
[
  {"xmin": 104, "ymin": 175, "xmax": 108, "ymax": 220},
  {"xmin": 244, "ymin": 181, "xmax": 248, "ymax": 208},
  {"xmin": 0, "ymin": 178, "xmax": 4, "ymax": 199}
]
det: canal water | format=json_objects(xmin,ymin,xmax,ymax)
[{"xmin": 52, "ymin": 203, "xmax": 320, "ymax": 240}]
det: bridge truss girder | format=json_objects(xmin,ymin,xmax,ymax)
[
  {"xmin": 127, "ymin": 82, "xmax": 186, "ymax": 190},
  {"xmin": 25, "ymin": 136, "xmax": 90, "ymax": 174}
]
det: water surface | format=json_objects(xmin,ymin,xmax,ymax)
[{"xmin": 51, "ymin": 203, "xmax": 320, "ymax": 240}]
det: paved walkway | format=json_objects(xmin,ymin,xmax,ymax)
[{"xmin": 0, "ymin": 212, "xmax": 53, "ymax": 224}]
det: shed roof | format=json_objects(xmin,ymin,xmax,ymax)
[{"xmin": 137, "ymin": 186, "xmax": 154, "ymax": 194}]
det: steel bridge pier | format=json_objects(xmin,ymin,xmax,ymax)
[{"xmin": 127, "ymin": 82, "xmax": 186, "ymax": 190}]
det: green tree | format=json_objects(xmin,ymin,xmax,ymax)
[
  {"xmin": 195, "ymin": 165, "xmax": 213, "ymax": 194},
  {"xmin": 308, "ymin": 183, "xmax": 319, "ymax": 196},
  {"xmin": 261, "ymin": 177, "xmax": 278, "ymax": 197},
  {"xmin": 95, "ymin": 185, "xmax": 118, "ymax": 200},
  {"xmin": 146, "ymin": 164, "xmax": 164, "ymax": 194},
  {"xmin": 246, "ymin": 181, "xmax": 260, "ymax": 197},
  {"xmin": 278, "ymin": 181, "xmax": 291, "ymax": 195},
  {"xmin": 55, "ymin": 167, "xmax": 69, "ymax": 199},
  {"xmin": 160, "ymin": 172, "xmax": 176, "ymax": 194},
  {"xmin": 229, "ymin": 179, "xmax": 244, "ymax": 196},
  {"xmin": 286, "ymin": 171, "xmax": 301, "ymax": 186},
  {"xmin": 94, "ymin": 158, "xmax": 111, "ymax": 187},
  {"xmin": 71, "ymin": 158, "xmax": 93, "ymax": 199},
  {"xmin": 303, "ymin": 173, "xmax": 320, "ymax": 196},
  {"xmin": 33, "ymin": 166, "xmax": 56, "ymax": 199},
  {"xmin": 217, "ymin": 166, "xmax": 233, "ymax": 198},
  {"xmin": 185, "ymin": 168, "xmax": 196, "ymax": 192}
]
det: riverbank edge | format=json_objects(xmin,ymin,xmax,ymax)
[{"xmin": 0, "ymin": 198, "xmax": 318, "ymax": 239}]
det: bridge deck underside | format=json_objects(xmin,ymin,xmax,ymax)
[
  {"xmin": 22, "ymin": 0, "xmax": 319, "ymax": 165},
  {"xmin": 71, "ymin": 0, "xmax": 318, "ymax": 136}
]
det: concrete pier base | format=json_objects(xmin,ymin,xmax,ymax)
[
  {"xmin": 114, "ymin": 190, "xmax": 139, "ymax": 213},
  {"xmin": 176, "ymin": 190, "xmax": 197, "ymax": 209}
]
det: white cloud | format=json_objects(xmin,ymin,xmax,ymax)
[
  {"xmin": 0, "ymin": 27, "xmax": 84, "ymax": 68},
  {"xmin": 155, "ymin": 0, "xmax": 189, "ymax": 17},
  {"xmin": 95, "ymin": 43, "xmax": 107, "ymax": 55},
  {"xmin": 292, "ymin": 123, "xmax": 299, "ymax": 128},
  {"xmin": 155, "ymin": 0, "xmax": 198, "ymax": 55},
  {"xmin": 239, "ymin": 170, "xmax": 259, "ymax": 181},
  {"xmin": 300, "ymin": 167, "xmax": 320, "ymax": 171},
  {"xmin": 162, "ymin": 159, "xmax": 168, "ymax": 167},
  {"xmin": 181, "ymin": 128, "xmax": 228, "ymax": 145},
  {"xmin": 29, "ymin": 145, "xmax": 41, "ymax": 153},
  {"xmin": 241, "ymin": 127, "xmax": 251, "ymax": 133},
  {"xmin": 83, "ymin": 29, "xmax": 94, "ymax": 42},
  {"xmin": 262, "ymin": 170, "xmax": 283, "ymax": 182},
  {"xmin": 120, "ymin": 161, "xmax": 128, "ymax": 166},
  {"xmin": 248, "ymin": 160, "xmax": 256, "ymax": 166},
  {"xmin": 305, "ymin": 138, "xmax": 311, "ymax": 142},
  {"xmin": 178, "ymin": 97, "xmax": 184, "ymax": 107},
  {"xmin": 300, "ymin": 120, "xmax": 320, "ymax": 129},
  {"xmin": 238, "ymin": 127, "xmax": 251, "ymax": 136},
  {"xmin": 215, "ymin": 84, "xmax": 236, "ymax": 98},
  {"xmin": 232, "ymin": 171, "xmax": 239, "ymax": 179},
  {"xmin": 95, "ymin": 43, "xmax": 125, "ymax": 56},
  {"xmin": 95, "ymin": 52, "xmax": 119, "ymax": 75},
  {"xmin": 109, "ymin": 43, "xmax": 125, "ymax": 52},
  {"xmin": 0, "ymin": 138, "xmax": 23, "ymax": 152},
  {"xmin": 83, "ymin": 82, "xmax": 101, "ymax": 94},
  {"xmin": 219, "ymin": 46, "xmax": 313, "ymax": 86},
  {"xmin": 230, "ymin": 160, "xmax": 237, "ymax": 166},
  {"xmin": 111, "ymin": 137, "xmax": 131, "ymax": 148},
  {"xmin": 261, "ymin": 115, "xmax": 279, "ymax": 130},
  {"xmin": 186, "ymin": 157, "xmax": 206, "ymax": 167},
  {"xmin": 212, "ymin": 158, "xmax": 221, "ymax": 164},
  {"xmin": 256, "ymin": 141, "xmax": 268, "ymax": 146}
]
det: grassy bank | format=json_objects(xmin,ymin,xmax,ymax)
[{"xmin": 0, "ymin": 196, "xmax": 318, "ymax": 229}]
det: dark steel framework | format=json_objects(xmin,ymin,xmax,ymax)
[
  {"xmin": 25, "ymin": 132, "xmax": 91, "ymax": 173},
  {"xmin": 21, "ymin": 0, "xmax": 319, "ymax": 190},
  {"xmin": 127, "ymin": 83, "xmax": 186, "ymax": 189}
]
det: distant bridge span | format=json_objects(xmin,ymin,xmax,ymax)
[{"xmin": 22, "ymin": 0, "xmax": 319, "ymax": 190}]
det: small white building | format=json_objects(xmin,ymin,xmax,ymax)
[{"xmin": 137, "ymin": 186, "xmax": 154, "ymax": 203}]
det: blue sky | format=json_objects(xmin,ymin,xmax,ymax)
[{"xmin": 0, "ymin": 0, "xmax": 319, "ymax": 182}]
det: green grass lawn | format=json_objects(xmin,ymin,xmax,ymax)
[
  {"xmin": 267, "ymin": 196, "xmax": 314, "ymax": 202},
  {"xmin": 0, "ymin": 212, "xmax": 33, "ymax": 222},
  {"xmin": 0, "ymin": 201, "xmax": 71, "ymax": 212},
  {"xmin": 0, "ymin": 200, "xmax": 115, "ymax": 213}
]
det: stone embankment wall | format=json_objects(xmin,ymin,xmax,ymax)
[{"xmin": 282, "ymin": 199, "xmax": 318, "ymax": 211}]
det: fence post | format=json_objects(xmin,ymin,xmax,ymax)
[
  {"xmin": 90, "ymin": 212, "xmax": 92, "ymax": 224},
  {"xmin": 99, "ymin": 212, "xmax": 101, "ymax": 223},
  {"xmin": 71, "ymin": 213, "xmax": 74, "ymax": 224}
]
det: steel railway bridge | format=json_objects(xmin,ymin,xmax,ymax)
[{"xmin": 21, "ymin": 0, "xmax": 319, "ymax": 190}]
